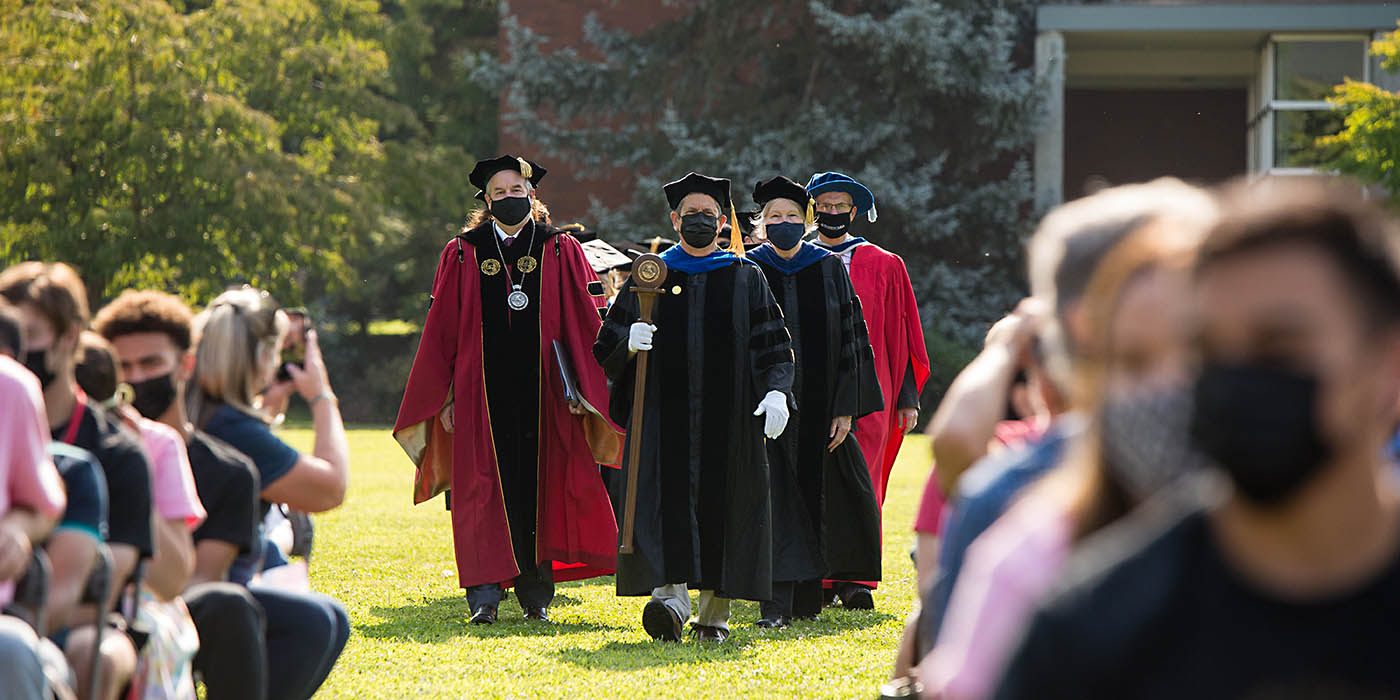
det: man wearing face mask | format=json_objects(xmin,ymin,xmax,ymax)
[
  {"xmin": 395, "ymin": 155, "xmax": 623, "ymax": 626},
  {"xmin": 806, "ymin": 172, "xmax": 929, "ymax": 610},
  {"xmin": 594, "ymin": 172, "xmax": 795, "ymax": 642},
  {"xmin": 995, "ymin": 178, "xmax": 1400, "ymax": 699},
  {"xmin": 745, "ymin": 176, "xmax": 885, "ymax": 627}
]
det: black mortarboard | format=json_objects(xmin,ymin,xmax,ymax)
[
  {"xmin": 662, "ymin": 172, "xmax": 745, "ymax": 257},
  {"xmin": 580, "ymin": 239, "xmax": 633, "ymax": 273},
  {"xmin": 663, "ymin": 172, "xmax": 732, "ymax": 213},
  {"xmin": 470, "ymin": 155, "xmax": 547, "ymax": 201},
  {"xmin": 735, "ymin": 210, "xmax": 758, "ymax": 237},
  {"xmin": 753, "ymin": 176, "xmax": 814, "ymax": 227},
  {"xmin": 752, "ymin": 176, "xmax": 810, "ymax": 209}
]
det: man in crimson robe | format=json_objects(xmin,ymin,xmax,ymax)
[
  {"xmin": 807, "ymin": 172, "xmax": 931, "ymax": 610},
  {"xmin": 393, "ymin": 155, "xmax": 623, "ymax": 625}
]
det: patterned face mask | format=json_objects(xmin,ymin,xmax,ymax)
[{"xmin": 1099, "ymin": 386, "xmax": 1212, "ymax": 501}]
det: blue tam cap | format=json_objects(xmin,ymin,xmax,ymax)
[{"xmin": 805, "ymin": 172, "xmax": 877, "ymax": 223}]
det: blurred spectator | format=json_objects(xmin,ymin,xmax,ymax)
[
  {"xmin": 920, "ymin": 180, "xmax": 1217, "ymax": 656},
  {"xmin": 0, "ymin": 299, "xmax": 24, "ymax": 358},
  {"xmin": 111, "ymin": 288, "xmax": 346, "ymax": 700},
  {"xmin": 75, "ymin": 331, "xmax": 204, "ymax": 698},
  {"xmin": 995, "ymin": 177, "xmax": 1400, "ymax": 698},
  {"xmin": 0, "ymin": 309, "xmax": 67, "ymax": 700},
  {"xmin": 922, "ymin": 214, "xmax": 1212, "ymax": 700},
  {"xmin": 1, "ymin": 262, "xmax": 150, "ymax": 700}
]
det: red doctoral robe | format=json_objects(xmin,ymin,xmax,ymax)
[
  {"xmin": 393, "ymin": 231, "xmax": 624, "ymax": 589},
  {"xmin": 846, "ymin": 242, "xmax": 931, "ymax": 505}
]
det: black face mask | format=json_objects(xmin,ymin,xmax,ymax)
[
  {"xmin": 22, "ymin": 348, "xmax": 55, "ymax": 389},
  {"xmin": 489, "ymin": 196, "xmax": 532, "ymax": 226},
  {"xmin": 679, "ymin": 212, "xmax": 719, "ymax": 249},
  {"xmin": 130, "ymin": 372, "xmax": 178, "ymax": 420},
  {"xmin": 1189, "ymin": 361, "xmax": 1331, "ymax": 507},
  {"xmin": 815, "ymin": 211, "xmax": 852, "ymax": 237}
]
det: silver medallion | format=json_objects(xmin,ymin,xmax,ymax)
[{"xmin": 507, "ymin": 286, "xmax": 530, "ymax": 311}]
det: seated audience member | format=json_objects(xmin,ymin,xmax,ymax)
[
  {"xmin": 995, "ymin": 178, "xmax": 1400, "ymax": 699},
  {"xmin": 918, "ymin": 304, "xmax": 1057, "ymax": 591},
  {"xmin": 43, "ymin": 441, "xmax": 108, "ymax": 696},
  {"xmin": 104, "ymin": 288, "xmax": 347, "ymax": 700},
  {"xmin": 923, "ymin": 214, "xmax": 1213, "ymax": 700},
  {"xmin": 921, "ymin": 179, "xmax": 1214, "ymax": 653},
  {"xmin": 0, "ymin": 301, "xmax": 68, "ymax": 700},
  {"xmin": 0, "ymin": 262, "xmax": 151, "ymax": 700},
  {"xmin": 74, "ymin": 331, "xmax": 204, "ymax": 697}
]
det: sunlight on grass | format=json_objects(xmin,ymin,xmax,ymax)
[{"xmin": 280, "ymin": 427, "xmax": 932, "ymax": 699}]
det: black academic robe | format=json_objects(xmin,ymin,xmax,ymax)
[
  {"xmin": 754, "ymin": 249, "xmax": 885, "ymax": 583},
  {"xmin": 594, "ymin": 257, "xmax": 794, "ymax": 601}
]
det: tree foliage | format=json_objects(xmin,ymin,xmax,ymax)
[
  {"xmin": 0, "ymin": 0, "xmax": 497, "ymax": 322},
  {"xmin": 481, "ymin": 0, "xmax": 1046, "ymax": 343},
  {"xmin": 1320, "ymin": 24, "xmax": 1400, "ymax": 204}
]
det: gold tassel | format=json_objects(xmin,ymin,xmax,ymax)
[
  {"xmin": 728, "ymin": 203, "xmax": 745, "ymax": 257},
  {"xmin": 517, "ymin": 157, "xmax": 532, "ymax": 180},
  {"xmin": 805, "ymin": 198, "xmax": 815, "ymax": 228}
]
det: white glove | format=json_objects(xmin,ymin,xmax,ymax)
[
  {"xmin": 628, "ymin": 322, "xmax": 657, "ymax": 353},
  {"xmin": 753, "ymin": 390, "xmax": 790, "ymax": 439}
]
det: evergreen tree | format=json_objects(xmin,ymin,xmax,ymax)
[{"xmin": 479, "ymin": 0, "xmax": 1046, "ymax": 344}]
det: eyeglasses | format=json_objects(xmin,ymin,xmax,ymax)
[{"xmin": 814, "ymin": 203, "xmax": 853, "ymax": 214}]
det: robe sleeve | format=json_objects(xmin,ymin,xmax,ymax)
[
  {"xmin": 892, "ymin": 253, "xmax": 931, "ymax": 407},
  {"xmin": 745, "ymin": 265, "xmax": 795, "ymax": 404},
  {"xmin": 834, "ymin": 266, "xmax": 886, "ymax": 421},
  {"xmin": 392, "ymin": 241, "xmax": 462, "ymax": 503},
  {"xmin": 594, "ymin": 279, "xmax": 639, "ymax": 382}
]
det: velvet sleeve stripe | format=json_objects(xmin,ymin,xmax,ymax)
[
  {"xmin": 749, "ymin": 302, "xmax": 785, "ymax": 326},
  {"xmin": 755, "ymin": 349, "xmax": 794, "ymax": 370},
  {"xmin": 750, "ymin": 328, "xmax": 791, "ymax": 350}
]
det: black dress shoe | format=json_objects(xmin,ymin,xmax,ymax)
[
  {"xmin": 691, "ymin": 624, "xmax": 729, "ymax": 642},
  {"xmin": 469, "ymin": 604, "xmax": 497, "ymax": 625},
  {"xmin": 839, "ymin": 584, "xmax": 875, "ymax": 610},
  {"xmin": 754, "ymin": 616, "xmax": 789, "ymax": 629},
  {"xmin": 642, "ymin": 600, "xmax": 682, "ymax": 642},
  {"xmin": 523, "ymin": 606, "xmax": 551, "ymax": 622}
]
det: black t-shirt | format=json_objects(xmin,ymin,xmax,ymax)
[
  {"xmin": 51, "ymin": 398, "xmax": 153, "ymax": 557},
  {"xmin": 46, "ymin": 442, "xmax": 109, "ymax": 543},
  {"xmin": 995, "ymin": 497, "xmax": 1400, "ymax": 700},
  {"xmin": 185, "ymin": 430, "xmax": 261, "ymax": 554}
]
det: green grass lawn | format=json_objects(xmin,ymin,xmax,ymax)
[{"xmin": 279, "ymin": 426, "xmax": 932, "ymax": 699}]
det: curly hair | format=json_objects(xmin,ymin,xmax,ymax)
[{"xmin": 93, "ymin": 289, "xmax": 195, "ymax": 351}]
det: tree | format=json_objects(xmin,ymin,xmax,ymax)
[
  {"xmin": 478, "ymin": 0, "xmax": 1046, "ymax": 344},
  {"xmin": 1320, "ymin": 24, "xmax": 1400, "ymax": 203},
  {"xmin": 0, "ymin": 0, "xmax": 397, "ymax": 308}
]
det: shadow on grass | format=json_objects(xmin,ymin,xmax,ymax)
[
  {"xmin": 553, "ymin": 601, "xmax": 896, "ymax": 670},
  {"xmin": 553, "ymin": 639, "xmax": 754, "ymax": 670},
  {"xmin": 357, "ymin": 593, "xmax": 622, "ymax": 642}
]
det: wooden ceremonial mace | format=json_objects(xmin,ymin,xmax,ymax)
[{"xmin": 619, "ymin": 254, "xmax": 668, "ymax": 555}]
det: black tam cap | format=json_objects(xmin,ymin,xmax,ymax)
[
  {"xmin": 663, "ymin": 172, "xmax": 732, "ymax": 212},
  {"xmin": 752, "ymin": 176, "xmax": 810, "ymax": 209},
  {"xmin": 470, "ymin": 155, "xmax": 547, "ymax": 201}
]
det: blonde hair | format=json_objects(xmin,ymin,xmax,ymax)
[
  {"xmin": 187, "ymin": 286, "xmax": 288, "ymax": 426},
  {"xmin": 752, "ymin": 198, "xmax": 817, "ymax": 238}
]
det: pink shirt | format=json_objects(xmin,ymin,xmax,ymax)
[
  {"xmin": 127, "ymin": 410, "xmax": 206, "ymax": 531},
  {"xmin": 0, "ymin": 356, "xmax": 67, "ymax": 605},
  {"xmin": 914, "ymin": 419, "xmax": 1049, "ymax": 536},
  {"xmin": 919, "ymin": 491, "xmax": 1073, "ymax": 700}
]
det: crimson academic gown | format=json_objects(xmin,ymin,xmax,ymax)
[
  {"xmin": 818, "ymin": 238, "xmax": 931, "ymax": 505},
  {"xmin": 393, "ymin": 221, "xmax": 624, "ymax": 590}
]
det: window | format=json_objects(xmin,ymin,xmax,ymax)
[{"xmin": 1250, "ymin": 35, "xmax": 1368, "ymax": 174}]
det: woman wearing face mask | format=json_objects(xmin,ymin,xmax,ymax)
[
  {"xmin": 917, "ymin": 216, "xmax": 1213, "ymax": 700},
  {"xmin": 746, "ymin": 176, "xmax": 886, "ymax": 627}
]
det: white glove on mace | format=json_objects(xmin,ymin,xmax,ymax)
[
  {"xmin": 754, "ymin": 390, "xmax": 790, "ymax": 439},
  {"xmin": 628, "ymin": 322, "xmax": 657, "ymax": 352}
]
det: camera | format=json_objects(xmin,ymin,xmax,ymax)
[{"xmin": 275, "ymin": 309, "xmax": 311, "ymax": 383}]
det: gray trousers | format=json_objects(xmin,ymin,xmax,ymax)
[
  {"xmin": 0, "ymin": 614, "xmax": 44, "ymax": 700},
  {"xmin": 650, "ymin": 585, "xmax": 731, "ymax": 631},
  {"xmin": 466, "ymin": 560, "xmax": 555, "ymax": 610}
]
